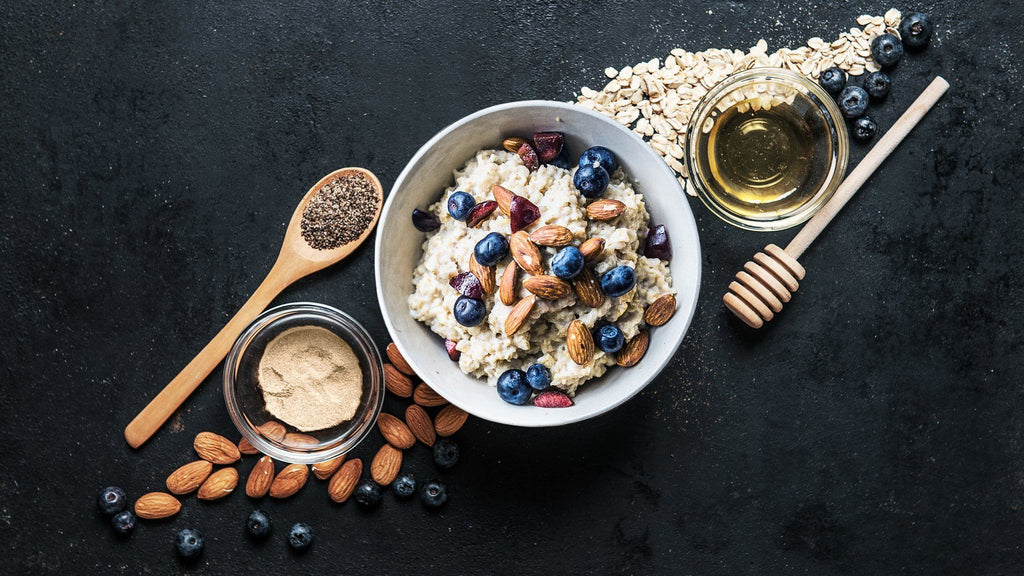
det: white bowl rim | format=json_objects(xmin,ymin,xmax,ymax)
[{"xmin": 374, "ymin": 99, "xmax": 702, "ymax": 427}]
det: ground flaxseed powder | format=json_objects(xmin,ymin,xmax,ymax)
[{"xmin": 300, "ymin": 173, "xmax": 379, "ymax": 250}]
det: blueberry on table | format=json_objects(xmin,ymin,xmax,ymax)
[
  {"xmin": 818, "ymin": 67, "xmax": 847, "ymax": 95},
  {"xmin": 870, "ymin": 33, "xmax": 903, "ymax": 68},
  {"xmin": 600, "ymin": 266, "xmax": 637, "ymax": 297},
  {"xmin": 497, "ymin": 368, "xmax": 531, "ymax": 405},
  {"xmin": 596, "ymin": 325, "xmax": 625, "ymax": 354},
  {"xmin": 433, "ymin": 438, "xmax": 460, "ymax": 469},
  {"xmin": 421, "ymin": 480, "xmax": 449, "ymax": 509},
  {"xmin": 175, "ymin": 528, "xmax": 205, "ymax": 560},
  {"xmin": 525, "ymin": 363, "xmax": 552, "ymax": 390},
  {"xmin": 573, "ymin": 163, "xmax": 610, "ymax": 198},
  {"xmin": 412, "ymin": 208, "xmax": 441, "ymax": 232},
  {"xmin": 551, "ymin": 246, "xmax": 584, "ymax": 280},
  {"xmin": 863, "ymin": 72, "xmax": 891, "ymax": 100},
  {"xmin": 353, "ymin": 481, "xmax": 384, "ymax": 507},
  {"xmin": 393, "ymin": 473, "xmax": 417, "ymax": 499},
  {"xmin": 453, "ymin": 296, "xmax": 486, "ymax": 327},
  {"xmin": 899, "ymin": 12, "xmax": 933, "ymax": 49},
  {"xmin": 111, "ymin": 511, "xmax": 135, "ymax": 537},
  {"xmin": 97, "ymin": 486, "xmax": 127, "ymax": 516},
  {"xmin": 447, "ymin": 191, "xmax": 477, "ymax": 221},
  {"xmin": 288, "ymin": 523, "xmax": 314, "ymax": 552},
  {"xmin": 474, "ymin": 232, "xmax": 509, "ymax": 266},
  {"xmin": 247, "ymin": 509, "xmax": 272, "ymax": 540},
  {"xmin": 578, "ymin": 146, "xmax": 618, "ymax": 174},
  {"xmin": 852, "ymin": 116, "xmax": 878, "ymax": 142},
  {"xmin": 837, "ymin": 86, "xmax": 869, "ymax": 119}
]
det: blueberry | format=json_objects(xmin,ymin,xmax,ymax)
[
  {"xmin": 578, "ymin": 146, "xmax": 618, "ymax": 174},
  {"xmin": 453, "ymin": 296, "xmax": 486, "ymax": 327},
  {"xmin": 353, "ymin": 481, "xmax": 383, "ymax": 507},
  {"xmin": 175, "ymin": 528, "xmax": 205, "ymax": 560},
  {"xmin": 97, "ymin": 486, "xmax": 127, "ymax": 516},
  {"xmin": 870, "ymin": 33, "xmax": 903, "ymax": 69},
  {"xmin": 551, "ymin": 146, "xmax": 575, "ymax": 170},
  {"xmin": 596, "ymin": 325, "xmax": 625, "ymax": 354},
  {"xmin": 433, "ymin": 438, "xmax": 460, "ymax": 469},
  {"xmin": 899, "ymin": 12, "xmax": 933, "ymax": 49},
  {"xmin": 288, "ymin": 523, "xmax": 314, "ymax": 552},
  {"xmin": 420, "ymin": 480, "xmax": 449, "ymax": 509},
  {"xmin": 837, "ymin": 86, "xmax": 869, "ymax": 119},
  {"xmin": 411, "ymin": 208, "xmax": 441, "ymax": 232},
  {"xmin": 600, "ymin": 266, "xmax": 637, "ymax": 297},
  {"xmin": 852, "ymin": 116, "xmax": 878, "ymax": 142},
  {"xmin": 111, "ymin": 511, "xmax": 135, "ymax": 537},
  {"xmin": 550, "ymin": 246, "xmax": 584, "ymax": 279},
  {"xmin": 473, "ymin": 232, "xmax": 509, "ymax": 266},
  {"xmin": 863, "ymin": 72, "xmax": 891, "ymax": 100},
  {"xmin": 496, "ymin": 369, "xmax": 531, "ymax": 405},
  {"xmin": 447, "ymin": 191, "xmax": 476, "ymax": 221},
  {"xmin": 573, "ymin": 164, "xmax": 610, "ymax": 198},
  {"xmin": 247, "ymin": 509, "xmax": 272, "ymax": 540},
  {"xmin": 393, "ymin": 473, "xmax": 417, "ymax": 499},
  {"xmin": 818, "ymin": 67, "xmax": 847, "ymax": 95},
  {"xmin": 525, "ymin": 363, "xmax": 552, "ymax": 390}
]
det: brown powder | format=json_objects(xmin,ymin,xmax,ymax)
[
  {"xmin": 258, "ymin": 326, "xmax": 363, "ymax": 432},
  {"xmin": 300, "ymin": 173, "xmax": 379, "ymax": 250}
]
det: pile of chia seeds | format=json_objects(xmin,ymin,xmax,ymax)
[{"xmin": 300, "ymin": 173, "xmax": 379, "ymax": 250}]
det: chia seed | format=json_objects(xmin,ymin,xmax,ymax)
[{"xmin": 300, "ymin": 173, "xmax": 379, "ymax": 250}]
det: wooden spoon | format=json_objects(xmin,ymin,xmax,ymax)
[
  {"xmin": 124, "ymin": 167, "xmax": 383, "ymax": 448},
  {"xmin": 724, "ymin": 76, "xmax": 949, "ymax": 329}
]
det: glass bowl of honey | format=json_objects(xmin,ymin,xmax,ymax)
[{"xmin": 685, "ymin": 68, "xmax": 848, "ymax": 231}]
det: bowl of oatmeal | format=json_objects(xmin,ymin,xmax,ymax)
[{"xmin": 375, "ymin": 101, "xmax": 701, "ymax": 426}]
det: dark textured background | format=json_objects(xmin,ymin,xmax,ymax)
[{"xmin": 2, "ymin": 1, "xmax": 1022, "ymax": 574}]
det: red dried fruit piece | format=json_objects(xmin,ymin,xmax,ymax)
[
  {"xmin": 466, "ymin": 200, "xmax": 498, "ymax": 227},
  {"xmin": 509, "ymin": 195, "xmax": 540, "ymax": 234},
  {"xmin": 644, "ymin": 224, "xmax": 672, "ymax": 261},
  {"xmin": 444, "ymin": 339, "xmax": 461, "ymax": 362},
  {"xmin": 532, "ymin": 132, "xmax": 564, "ymax": 163},
  {"xmin": 517, "ymin": 142, "xmax": 540, "ymax": 171},
  {"xmin": 531, "ymin": 390, "xmax": 574, "ymax": 408},
  {"xmin": 449, "ymin": 271, "xmax": 483, "ymax": 299}
]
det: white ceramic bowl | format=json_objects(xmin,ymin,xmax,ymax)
[{"xmin": 375, "ymin": 100, "xmax": 701, "ymax": 427}]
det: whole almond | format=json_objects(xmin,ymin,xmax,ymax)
[
  {"xmin": 499, "ymin": 262, "xmax": 519, "ymax": 306},
  {"xmin": 567, "ymin": 320, "xmax": 594, "ymax": 365},
  {"xmin": 502, "ymin": 137, "xmax": 528, "ymax": 154},
  {"xmin": 198, "ymin": 467, "xmax": 238, "ymax": 501},
  {"xmin": 509, "ymin": 231, "xmax": 544, "ymax": 275},
  {"xmin": 504, "ymin": 294, "xmax": 536, "ymax": 335},
  {"xmin": 246, "ymin": 456, "xmax": 275, "ymax": 498},
  {"xmin": 643, "ymin": 294, "xmax": 677, "ymax": 326},
  {"xmin": 434, "ymin": 405, "xmax": 469, "ymax": 437},
  {"xmin": 194, "ymin": 432, "xmax": 241, "ymax": 465},
  {"xmin": 470, "ymin": 253, "xmax": 497, "ymax": 295},
  {"xmin": 134, "ymin": 492, "xmax": 181, "ymax": 520},
  {"xmin": 572, "ymin": 267, "xmax": 606, "ymax": 308},
  {"xmin": 166, "ymin": 460, "xmax": 213, "ymax": 495},
  {"xmin": 529, "ymin": 225, "xmax": 574, "ymax": 247},
  {"xmin": 257, "ymin": 421, "xmax": 286, "ymax": 441},
  {"xmin": 378, "ymin": 413, "xmax": 416, "ymax": 449},
  {"xmin": 237, "ymin": 437, "xmax": 259, "ymax": 455},
  {"xmin": 616, "ymin": 330, "xmax": 650, "ymax": 367},
  {"xmin": 579, "ymin": 237, "xmax": 606, "ymax": 261},
  {"xmin": 405, "ymin": 404, "xmax": 436, "ymax": 447},
  {"xmin": 327, "ymin": 458, "xmax": 362, "ymax": 503},
  {"xmin": 370, "ymin": 444, "xmax": 403, "ymax": 486},
  {"xmin": 285, "ymin": 432, "xmax": 318, "ymax": 447},
  {"xmin": 312, "ymin": 455, "xmax": 346, "ymax": 480},
  {"xmin": 386, "ymin": 343, "xmax": 416, "ymax": 376},
  {"xmin": 269, "ymin": 464, "xmax": 309, "ymax": 499},
  {"xmin": 492, "ymin": 185, "xmax": 515, "ymax": 215},
  {"xmin": 384, "ymin": 363, "xmax": 414, "ymax": 398},
  {"xmin": 586, "ymin": 199, "xmax": 627, "ymax": 221},
  {"xmin": 523, "ymin": 275, "xmax": 571, "ymax": 300},
  {"xmin": 413, "ymin": 382, "xmax": 448, "ymax": 407}
]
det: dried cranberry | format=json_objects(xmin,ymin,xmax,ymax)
[
  {"xmin": 517, "ymin": 142, "xmax": 540, "ymax": 171},
  {"xmin": 412, "ymin": 209, "xmax": 441, "ymax": 232},
  {"xmin": 644, "ymin": 224, "xmax": 672, "ymax": 261},
  {"xmin": 532, "ymin": 132, "xmax": 564, "ymax": 163},
  {"xmin": 509, "ymin": 195, "xmax": 540, "ymax": 233},
  {"xmin": 444, "ymin": 339, "xmax": 461, "ymax": 362},
  {"xmin": 531, "ymin": 390, "xmax": 574, "ymax": 408},
  {"xmin": 465, "ymin": 200, "xmax": 498, "ymax": 227},
  {"xmin": 449, "ymin": 271, "xmax": 483, "ymax": 299}
]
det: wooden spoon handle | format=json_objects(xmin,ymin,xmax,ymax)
[
  {"xmin": 123, "ymin": 266, "xmax": 291, "ymax": 448},
  {"xmin": 785, "ymin": 76, "xmax": 949, "ymax": 259}
]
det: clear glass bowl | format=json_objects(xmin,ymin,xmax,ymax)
[
  {"xmin": 223, "ymin": 302, "xmax": 384, "ymax": 464},
  {"xmin": 685, "ymin": 67, "xmax": 848, "ymax": 231}
]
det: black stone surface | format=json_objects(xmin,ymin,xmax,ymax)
[{"xmin": 2, "ymin": 1, "xmax": 1021, "ymax": 574}]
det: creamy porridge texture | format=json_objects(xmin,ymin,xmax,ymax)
[{"xmin": 408, "ymin": 149, "xmax": 674, "ymax": 396}]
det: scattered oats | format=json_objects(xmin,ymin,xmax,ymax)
[
  {"xmin": 604, "ymin": 67, "xmax": 618, "ymax": 79},
  {"xmin": 884, "ymin": 8, "xmax": 902, "ymax": 27}
]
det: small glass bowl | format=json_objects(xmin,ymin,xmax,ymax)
[
  {"xmin": 685, "ymin": 67, "xmax": 848, "ymax": 231},
  {"xmin": 223, "ymin": 302, "xmax": 384, "ymax": 464}
]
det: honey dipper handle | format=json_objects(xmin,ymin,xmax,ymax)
[{"xmin": 785, "ymin": 76, "xmax": 950, "ymax": 259}]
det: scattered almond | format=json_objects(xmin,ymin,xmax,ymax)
[
  {"xmin": 257, "ymin": 421, "xmax": 286, "ymax": 441},
  {"xmin": 194, "ymin": 432, "xmax": 241, "ymax": 465},
  {"xmin": 502, "ymin": 137, "xmax": 528, "ymax": 154},
  {"xmin": 197, "ymin": 467, "xmax": 238, "ymax": 501},
  {"xmin": 499, "ymin": 263, "xmax": 519, "ymax": 306},
  {"xmin": 579, "ymin": 237, "xmax": 606, "ymax": 261},
  {"xmin": 504, "ymin": 294, "xmax": 536, "ymax": 335},
  {"xmin": 413, "ymin": 382, "xmax": 448, "ymax": 407},
  {"xmin": 285, "ymin": 432, "xmax": 318, "ymax": 446},
  {"xmin": 586, "ymin": 199, "xmax": 627, "ymax": 220},
  {"xmin": 567, "ymin": 320, "xmax": 594, "ymax": 365},
  {"xmin": 643, "ymin": 294, "xmax": 677, "ymax": 326},
  {"xmin": 386, "ymin": 343, "xmax": 416, "ymax": 376},
  {"xmin": 269, "ymin": 464, "xmax": 309, "ymax": 498},
  {"xmin": 134, "ymin": 492, "xmax": 181, "ymax": 520},
  {"xmin": 616, "ymin": 330, "xmax": 650, "ymax": 367},
  {"xmin": 237, "ymin": 437, "xmax": 259, "ymax": 455},
  {"xmin": 509, "ymin": 231, "xmax": 544, "ymax": 275},
  {"xmin": 523, "ymin": 275, "xmax": 571, "ymax": 300},
  {"xmin": 384, "ymin": 363, "xmax": 414, "ymax": 398},
  {"xmin": 492, "ymin": 185, "xmax": 515, "ymax": 215},
  {"xmin": 434, "ymin": 405, "xmax": 469, "ymax": 437},
  {"xmin": 470, "ymin": 253, "xmax": 497, "ymax": 295},
  {"xmin": 312, "ymin": 455, "xmax": 346, "ymax": 480},
  {"xmin": 378, "ymin": 413, "xmax": 416, "ymax": 449},
  {"xmin": 246, "ymin": 456, "xmax": 275, "ymax": 498},
  {"xmin": 405, "ymin": 404, "xmax": 436, "ymax": 447},
  {"xmin": 572, "ymin": 267, "xmax": 606, "ymax": 308},
  {"xmin": 166, "ymin": 460, "xmax": 213, "ymax": 495},
  {"xmin": 327, "ymin": 458, "xmax": 362, "ymax": 503},
  {"xmin": 370, "ymin": 444, "xmax": 403, "ymax": 486},
  {"xmin": 529, "ymin": 225, "xmax": 574, "ymax": 247}
]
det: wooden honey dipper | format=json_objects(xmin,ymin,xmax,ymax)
[{"xmin": 724, "ymin": 76, "xmax": 949, "ymax": 328}]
